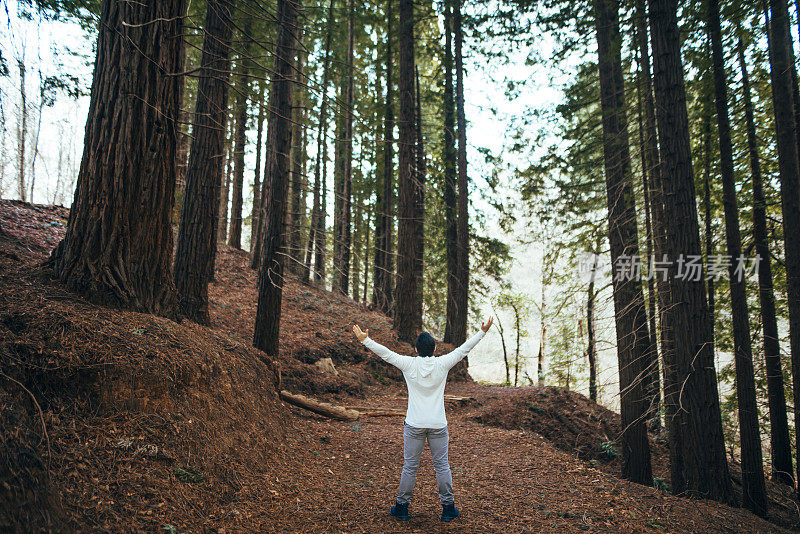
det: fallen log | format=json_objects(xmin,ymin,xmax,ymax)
[
  {"xmin": 279, "ymin": 390, "xmax": 360, "ymax": 421},
  {"xmin": 358, "ymin": 410, "xmax": 405, "ymax": 417},
  {"xmin": 344, "ymin": 405, "xmax": 406, "ymax": 416}
]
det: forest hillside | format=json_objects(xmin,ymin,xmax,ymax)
[{"xmin": 1, "ymin": 199, "xmax": 794, "ymax": 532}]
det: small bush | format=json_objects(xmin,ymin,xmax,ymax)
[{"xmin": 600, "ymin": 440, "xmax": 619, "ymax": 459}]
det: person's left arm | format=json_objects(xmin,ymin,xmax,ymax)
[
  {"xmin": 439, "ymin": 317, "xmax": 494, "ymax": 370},
  {"xmin": 353, "ymin": 325, "xmax": 414, "ymax": 373}
]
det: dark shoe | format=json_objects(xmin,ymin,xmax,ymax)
[
  {"xmin": 390, "ymin": 501, "xmax": 410, "ymax": 520},
  {"xmin": 441, "ymin": 502, "xmax": 460, "ymax": 522}
]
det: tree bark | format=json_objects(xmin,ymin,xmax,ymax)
[
  {"xmin": 702, "ymin": 108, "xmax": 714, "ymax": 358},
  {"xmin": 333, "ymin": 97, "xmax": 345, "ymax": 286},
  {"xmin": 315, "ymin": 113, "xmax": 330, "ymax": 285},
  {"xmin": 636, "ymin": 59, "xmax": 661, "ymax": 431},
  {"xmin": 253, "ymin": 0, "xmax": 301, "ymax": 356},
  {"xmin": 538, "ymin": 256, "xmax": 547, "ymax": 386},
  {"xmin": 767, "ymin": 0, "xmax": 800, "ymax": 499},
  {"xmin": 737, "ymin": 34, "xmax": 793, "ymax": 486},
  {"xmin": 332, "ymin": 0, "xmax": 354, "ymax": 295},
  {"xmin": 251, "ymin": 82, "xmax": 266, "ymax": 253},
  {"xmin": 342, "ymin": 0, "xmax": 354, "ymax": 294},
  {"xmin": 371, "ymin": 42, "xmax": 387, "ymax": 304},
  {"xmin": 587, "ymin": 256, "xmax": 597, "ymax": 403},
  {"xmin": 373, "ymin": 0, "xmax": 395, "ymax": 313},
  {"xmin": 302, "ymin": 0, "xmax": 335, "ymax": 285},
  {"xmin": 174, "ymin": 0, "xmax": 233, "ymax": 324},
  {"xmin": 362, "ymin": 199, "xmax": 372, "ymax": 302},
  {"xmin": 394, "ymin": 0, "xmax": 420, "ymax": 341},
  {"xmin": 219, "ymin": 142, "xmax": 232, "ymax": 244},
  {"xmin": 707, "ymin": 0, "xmax": 767, "ymax": 514},
  {"xmin": 288, "ymin": 27, "xmax": 306, "ymax": 275},
  {"xmin": 453, "ymin": 0, "xmax": 469, "ymax": 346},
  {"xmin": 633, "ymin": 14, "xmax": 661, "ymax": 431},
  {"xmin": 414, "ymin": 67, "xmax": 426, "ymax": 324},
  {"xmin": 443, "ymin": 0, "xmax": 459, "ymax": 344},
  {"xmin": 635, "ymin": 0, "xmax": 671, "ymax": 439},
  {"xmin": 647, "ymin": 0, "xmax": 733, "ymax": 503},
  {"xmin": 512, "ymin": 301, "xmax": 520, "ymax": 387},
  {"xmin": 495, "ymin": 311, "xmax": 510, "ymax": 385},
  {"xmin": 17, "ymin": 61, "xmax": 27, "ymax": 203},
  {"xmin": 593, "ymin": 0, "xmax": 653, "ymax": 486},
  {"xmin": 50, "ymin": 0, "xmax": 185, "ymax": 317},
  {"xmin": 352, "ymin": 156, "xmax": 363, "ymax": 300},
  {"xmin": 208, "ymin": 128, "xmax": 229, "ymax": 282}
]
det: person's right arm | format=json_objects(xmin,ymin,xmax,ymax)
[{"xmin": 353, "ymin": 325, "xmax": 414, "ymax": 373}]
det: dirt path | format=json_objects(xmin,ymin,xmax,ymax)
[{"xmin": 255, "ymin": 384, "xmax": 784, "ymax": 533}]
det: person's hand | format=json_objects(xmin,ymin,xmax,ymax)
[
  {"xmin": 481, "ymin": 317, "xmax": 494, "ymax": 333},
  {"xmin": 353, "ymin": 324, "xmax": 369, "ymax": 342}
]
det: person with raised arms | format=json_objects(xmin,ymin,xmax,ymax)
[{"xmin": 352, "ymin": 317, "xmax": 493, "ymax": 522}]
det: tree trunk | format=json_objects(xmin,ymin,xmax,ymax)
[
  {"xmin": 29, "ymin": 71, "xmax": 47, "ymax": 203},
  {"xmin": 453, "ymin": 0, "xmax": 469, "ymax": 346},
  {"xmin": 174, "ymin": 0, "xmax": 233, "ymax": 324},
  {"xmin": 635, "ymin": 0, "xmax": 671, "ymax": 439},
  {"xmin": 738, "ymin": 34, "xmax": 793, "ymax": 486},
  {"xmin": 707, "ymin": 0, "xmax": 767, "ymax": 514},
  {"xmin": 443, "ymin": 0, "xmax": 459, "ymax": 344},
  {"xmin": 208, "ymin": 128, "xmax": 229, "ymax": 282},
  {"xmin": 512, "ymin": 302, "xmax": 520, "ymax": 387},
  {"xmin": 315, "ymin": 115, "xmax": 330, "ymax": 285},
  {"xmin": 414, "ymin": 67, "xmax": 426, "ymax": 324},
  {"xmin": 593, "ymin": 0, "xmax": 653, "ymax": 486},
  {"xmin": 371, "ymin": 44, "xmax": 387, "ymax": 304},
  {"xmin": 587, "ymin": 263, "xmax": 597, "ymax": 403},
  {"xmin": 17, "ymin": 60, "xmax": 27, "ymax": 203},
  {"xmin": 342, "ymin": 0, "xmax": 354, "ymax": 294},
  {"xmin": 701, "ymin": 105, "xmax": 715, "ymax": 365},
  {"xmin": 228, "ymin": 25, "xmax": 252, "ymax": 250},
  {"xmin": 373, "ymin": 0, "xmax": 395, "ymax": 313},
  {"xmin": 219, "ymin": 142, "xmax": 232, "ymax": 244},
  {"xmin": 647, "ymin": 0, "xmax": 733, "ymax": 503},
  {"xmin": 288, "ymin": 27, "xmax": 306, "ymax": 275},
  {"xmin": 251, "ymin": 82, "xmax": 266, "ymax": 253},
  {"xmin": 633, "ymin": 16, "xmax": 661, "ymax": 431},
  {"xmin": 49, "ymin": 0, "xmax": 185, "ymax": 317},
  {"xmin": 363, "ymin": 199, "xmax": 372, "ymax": 302},
  {"xmin": 538, "ymin": 259, "xmax": 547, "ymax": 386},
  {"xmin": 495, "ymin": 311, "xmax": 510, "ymax": 385},
  {"xmin": 767, "ymin": 0, "xmax": 800, "ymax": 499},
  {"xmin": 333, "ymin": 99, "xmax": 344, "ymax": 286},
  {"xmin": 352, "ymin": 161, "xmax": 362, "ymax": 300},
  {"xmin": 304, "ymin": 0, "xmax": 335, "ymax": 285},
  {"xmin": 394, "ymin": 0, "xmax": 420, "ymax": 341},
  {"xmin": 333, "ymin": 0, "xmax": 355, "ymax": 295},
  {"xmin": 253, "ymin": 0, "xmax": 301, "ymax": 356}
]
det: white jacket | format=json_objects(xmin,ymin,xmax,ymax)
[{"xmin": 361, "ymin": 330, "xmax": 486, "ymax": 428}]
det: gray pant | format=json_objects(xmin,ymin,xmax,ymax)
[{"xmin": 396, "ymin": 422, "xmax": 454, "ymax": 505}]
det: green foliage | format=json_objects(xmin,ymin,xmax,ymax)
[
  {"xmin": 173, "ymin": 465, "xmax": 204, "ymax": 483},
  {"xmin": 652, "ymin": 477, "xmax": 670, "ymax": 494},
  {"xmin": 600, "ymin": 440, "xmax": 618, "ymax": 460},
  {"xmin": 16, "ymin": 0, "xmax": 100, "ymax": 26}
]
